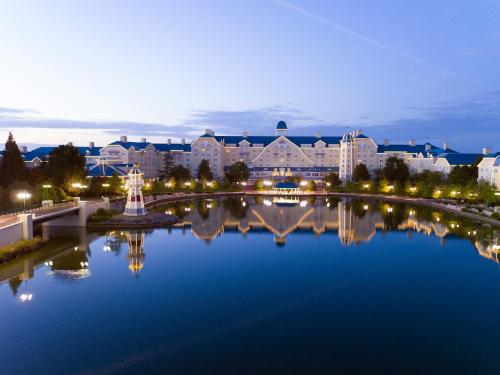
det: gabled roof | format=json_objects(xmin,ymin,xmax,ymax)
[
  {"xmin": 377, "ymin": 143, "xmax": 455, "ymax": 156},
  {"xmin": 109, "ymin": 141, "xmax": 151, "ymax": 150},
  {"xmin": 23, "ymin": 147, "xmax": 56, "ymax": 161},
  {"xmin": 214, "ymin": 135, "xmax": 342, "ymax": 147},
  {"xmin": 86, "ymin": 163, "xmax": 130, "ymax": 177},
  {"xmin": 77, "ymin": 146, "xmax": 102, "ymax": 156},
  {"xmin": 438, "ymin": 153, "xmax": 482, "ymax": 166}
]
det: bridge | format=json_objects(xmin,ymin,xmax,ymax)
[{"xmin": 0, "ymin": 199, "xmax": 110, "ymax": 247}]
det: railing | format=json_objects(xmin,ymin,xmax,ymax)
[
  {"xmin": 0, "ymin": 201, "xmax": 80, "ymax": 228},
  {"xmin": 31, "ymin": 202, "xmax": 79, "ymax": 218},
  {"xmin": 0, "ymin": 216, "xmax": 21, "ymax": 227}
]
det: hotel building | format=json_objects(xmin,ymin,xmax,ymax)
[{"xmin": 12, "ymin": 121, "xmax": 497, "ymax": 188}]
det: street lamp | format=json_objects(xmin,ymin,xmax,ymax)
[{"xmin": 17, "ymin": 191, "xmax": 31, "ymax": 210}]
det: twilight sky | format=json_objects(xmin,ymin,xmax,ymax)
[{"xmin": 1, "ymin": 0, "xmax": 499, "ymax": 152}]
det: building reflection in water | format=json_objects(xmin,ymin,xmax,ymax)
[
  {"xmin": 166, "ymin": 196, "xmax": 500, "ymax": 262},
  {"xmin": 1, "ymin": 197, "xmax": 500, "ymax": 294}
]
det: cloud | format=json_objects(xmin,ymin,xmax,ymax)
[
  {"xmin": 0, "ymin": 106, "xmax": 38, "ymax": 115},
  {"xmin": 1, "ymin": 94, "xmax": 498, "ymax": 152},
  {"xmin": 183, "ymin": 104, "xmax": 319, "ymax": 134},
  {"xmin": 290, "ymin": 92, "xmax": 500, "ymax": 152}
]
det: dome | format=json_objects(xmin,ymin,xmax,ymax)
[
  {"xmin": 341, "ymin": 132, "xmax": 354, "ymax": 143},
  {"xmin": 276, "ymin": 121, "xmax": 288, "ymax": 130}
]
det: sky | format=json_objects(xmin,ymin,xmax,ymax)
[{"xmin": 0, "ymin": 0, "xmax": 499, "ymax": 152}]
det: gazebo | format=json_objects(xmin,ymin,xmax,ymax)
[{"xmin": 273, "ymin": 182, "xmax": 300, "ymax": 195}]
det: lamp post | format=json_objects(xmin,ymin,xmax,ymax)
[{"xmin": 17, "ymin": 191, "xmax": 31, "ymax": 211}]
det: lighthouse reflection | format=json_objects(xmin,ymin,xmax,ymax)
[{"xmin": 1, "ymin": 196, "xmax": 500, "ymax": 295}]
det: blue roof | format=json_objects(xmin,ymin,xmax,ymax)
[
  {"xmin": 110, "ymin": 140, "xmax": 191, "ymax": 152},
  {"xmin": 274, "ymin": 182, "xmax": 299, "ymax": 189},
  {"xmin": 77, "ymin": 146, "xmax": 101, "ymax": 157},
  {"xmin": 486, "ymin": 151, "xmax": 500, "ymax": 158},
  {"xmin": 214, "ymin": 135, "xmax": 342, "ymax": 147},
  {"xmin": 86, "ymin": 163, "xmax": 129, "ymax": 177},
  {"xmin": 23, "ymin": 147, "xmax": 55, "ymax": 161},
  {"xmin": 440, "ymin": 153, "xmax": 482, "ymax": 166},
  {"xmin": 377, "ymin": 143, "xmax": 455, "ymax": 156},
  {"xmin": 23, "ymin": 146, "xmax": 101, "ymax": 161},
  {"xmin": 110, "ymin": 141, "xmax": 151, "ymax": 150},
  {"xmin": 153, "ymin": 143, "xmax": 191, "ymax": 152},
  {"xmin": 276, "ymin": 121, "xmax": 288, "ymax": 130}
]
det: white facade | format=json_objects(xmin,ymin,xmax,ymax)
[
  {"xmin": 19, "ymin": 121, "xmax": 495, "ymax": 184},
  {"xmin": 478, "ymin": 153, "xmax": 500, "ymax": 190}
]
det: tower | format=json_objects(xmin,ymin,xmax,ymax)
[
  {"xmin": 275, "ymin": 120, "xmax": 288, "ymax": 137},
  {"xmin": 339, "ymin": 132, "xmax": 355, "ymax": 181},
  {"xmin": 124, "ymin": 165, "xmax": 147, "ymax": 216}
]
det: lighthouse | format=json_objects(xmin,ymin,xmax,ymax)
[{"xmin": 124, "ymin": 165, "xmax": 147, "ymax": 216}]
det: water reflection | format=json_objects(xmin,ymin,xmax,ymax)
[
  {"xmin": 163, "ymin": 196, "xmax": 500, "ymax": 256},
  {"xmin": 1, "ymin": 196, "xmax": 499, "ymax": 296}
]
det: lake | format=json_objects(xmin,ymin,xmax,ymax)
[{"xmin": 1, "ymin": 196, "xmax": 500, "ymax": 375}]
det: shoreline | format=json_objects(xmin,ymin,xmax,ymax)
[{"xmin": 126, "ymin": 191, "xmax": 500, "ymax": 228}]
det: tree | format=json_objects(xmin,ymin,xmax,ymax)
[
  {"xmin": 225, "ymin": 161, "xmax": 249, "ymax": 185},
  {"xmin": 46, "ymin": 144, "xmax": 86, "ymax": 187},
  {"xmin": 0, "ymin": 132, "xmax": 27, "ymax": 187},
  {"xmin": 197, "ymin": 159, "xmax": 213, "ymax": 181},
  {"xmin": 383, "ymin": 157, "xmax": 409, "ymax": 184},
  {"xmin": 324, "ymin": 173, "xmax": 341, "ymax": 190},
  {"xmin": 160, "ymin": 151, "xmax": 175, "ymax": 180},
  {"xmin": 447, "ymin": 165, "xmax": 478, "ymax": 186},
  {"xmin": 170, "ymin": 164, "xmax": 191, "ymax": 182},
  {"xmin": 352, "ymin": 163, "xmax": 370, "ymax": 182}
]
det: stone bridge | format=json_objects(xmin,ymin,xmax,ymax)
[{"xmin": 0, "ymin": 198, "xmax": 110, "ymax": 247}]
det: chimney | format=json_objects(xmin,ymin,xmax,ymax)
[
  {"xmin": 120, "ymin": 136, "xmax": 128, "ymax": 143},
  {"xmin": 483, "ymin": 147, "xmax": 492, "ymax": 155},
  {"xmin": 443, "ymin": 142, "xmax": 449, "ymax": 150},
  {"xmin": 21, "ymin": 145, "xmax": 27, "ymax": 153},
  {"xmin": 181, "ymin": 138, "xmax": 185, "ymax": 145},
  {"xmin": 205, "ymin": 129, "xmax": 214, "ymax": 136},
  {"xmin": 316, "ymin": 131, "xmax": 321, "ymax": 139},
  {"xmin": 68, "ymin": 142, "xmax": 73, "ymax": 146},
  {"xmin": 409, "ymin": 139, "xmax": 416, "ymax": 147},
  {"xmin": 167, "ymin": 138, "xmax": 171, "ymax": 145},
  {"xmin": 243, "ymin": 131, "xmax": 248, "ymax": 138},
  {"xmin": 425, "ymin": 143, "xmax": 431, "ymax": 152},
  {"xmin": 89, "ymin": 141, "xmax": 95, "ymax": 149},
  {"xmin": 383, "ymin": 139, "xmax": 390, "ymax": 146},
  {"xmin": 141, "ymin": 137, "xmax": 146, "ymax": 143}
]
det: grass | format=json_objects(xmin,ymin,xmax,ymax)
[
  {"xmin": 87, "ymin": 208, "xmax": 118, "ymax": 223},
  {"xmin": 0, "ymin": 237, "xmax": 43, "ymax": 263}
]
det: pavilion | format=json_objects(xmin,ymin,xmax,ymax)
[{"xmin": 273, "ymin": 182, "xmax": 300, "ymax": 195}]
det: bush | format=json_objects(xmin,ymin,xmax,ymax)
[
  {"xmin": 87, "ymin": 208, "xmax": 116, "ymax": 223},
  {"xmin": 0, "ymin": 237, "xmax": 43, "ymax": 263}
]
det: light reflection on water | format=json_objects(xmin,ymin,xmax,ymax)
[{"xmin": 1, "ymin": 196, "xmax": 500, "ymax": 375}]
